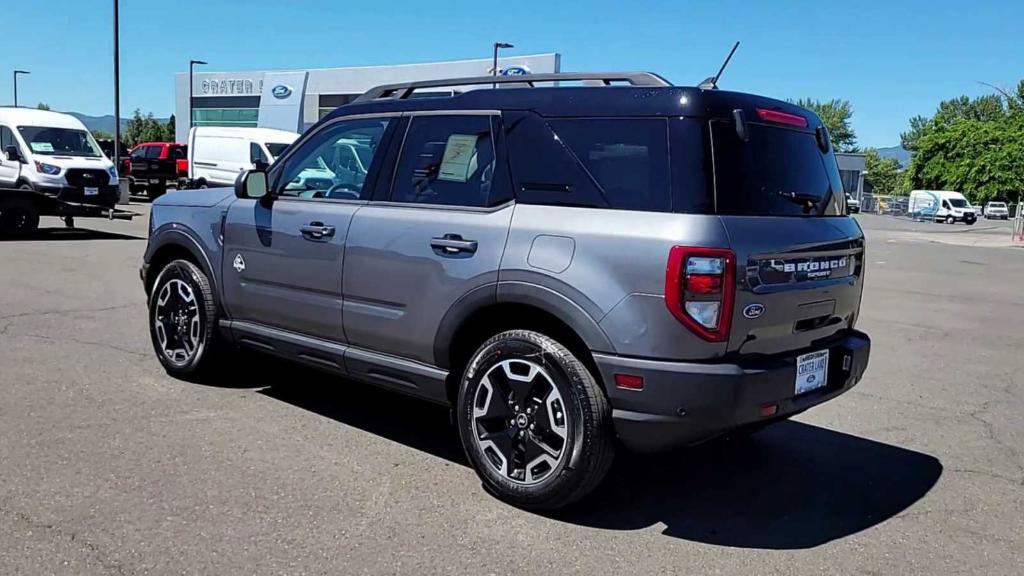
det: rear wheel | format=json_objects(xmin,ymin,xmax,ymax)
[
  {"xmin": 457, "ymin": 330, "xmax": 615, "ymax": 510},
  {"xmin": 148, "ymin": 259, "xmax": 221, "ymax": 379}
]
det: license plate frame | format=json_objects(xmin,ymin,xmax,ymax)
[
  {"xmin": 795, "ymin": 349, "xmax": 829, "ymax": 395},
  {"xmin": 84, "ymin": 187, "xmax": 99, "ymax": 196}
]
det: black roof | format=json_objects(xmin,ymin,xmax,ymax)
[{"xmin": 320, "ymin": 72, "xmax": 821, "ymax": 130}]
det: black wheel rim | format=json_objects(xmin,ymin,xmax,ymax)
[
  {"xmin": 153, "ymin": 277, "xmax": 202, "ymax": 366},
  {"xmin": 472, "ymin": 359, "xmax": 568, "ymax": 485}
]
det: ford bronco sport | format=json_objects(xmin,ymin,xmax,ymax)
[{"xmin": 141, "ymin": 72, "xmax": 871, "ymax": 510}]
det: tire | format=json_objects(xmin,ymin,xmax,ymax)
[
  {"xmin": 148, "ymin": 182, "xmax": 167, "ymax": 199},
  {"xmin": 946, "ymin": 215, "xmax": 955, "ymax": 224},
  {"xmin": 0, "ymin": 197, "xmax": 40, "ymax": 237},
  {"xmin": 457, "ymin": 330, "xmax": 615, "ymax": 510},
  {"xmin": 63, "ymin": 216, "xmax": 75, "ymax": 228},
  {"xmin": 148, "ymin": 259, "xmax": 221, "ymax": 379}
]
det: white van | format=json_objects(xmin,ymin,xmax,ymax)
[
  {"xmin": 0, "ymin": 107, "xmax": 120, "ymax": 206},
  {"xmin": 187, "ymin": 126, "xmax": 298, "ymax": 188},
  {"xmin": 908, "ymin": 190, "xmax": 977, "ymax": 225}
]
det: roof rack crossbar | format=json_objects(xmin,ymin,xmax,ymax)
[{"xmin": 354, "ymin": 72, "xmax": 671, "ymax": 102}]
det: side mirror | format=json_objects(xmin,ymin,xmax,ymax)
[
  {"xmin": 235, "ymin": 169, "xmax": 269, "ymax": 199},
  {"xmin": 4, "ymin": 145, "xmax": 22, "ymax": 163}
]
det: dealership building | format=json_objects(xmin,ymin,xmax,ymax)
[{"xmin": 173, "ymin": 53, "xmax": 561, "ymax": 143}]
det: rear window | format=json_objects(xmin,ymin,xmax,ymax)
[{"xmin": 711, "ymin": 121, "xmax": 844, "ymax": 216}]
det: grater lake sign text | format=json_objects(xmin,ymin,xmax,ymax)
[{"xmin": 200, "ymin": 78, "xmax": 264, "ymax": 96}]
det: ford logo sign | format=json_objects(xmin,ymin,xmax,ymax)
[
  {"xmin": 743, "ymin": 303, "xmax": 765, "ymax": 319},
  {"xmin": 501, "ymin": 66, "xmax": 530, "ymax": 76},
  {"xmin": 271, "ymin": 85, "xmax": 292, "ymax": 99}
]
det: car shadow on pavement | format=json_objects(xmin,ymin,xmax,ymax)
[
  {"xmin": 227, "ymin": 357, "xmax": 941, "ymax": 550},
  {"xmin": 254, "ymin": 364, "xmax": 467, "ymax": 465},
  {"xmin": 554, "ymin": 421, "xmax": 943, "ymax": 549},
  {"xmin": 0, "ymin": 227, "xmax": 146, "ymax": 241}
]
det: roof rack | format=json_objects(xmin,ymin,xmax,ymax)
[{"xmin": 354, "ymin": 72, "xmax": 672, "ymax": 103}]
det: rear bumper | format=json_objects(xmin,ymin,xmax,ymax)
[{"xmin": 595, "ymin": 330, "xmax": 870, "ymax": 452}]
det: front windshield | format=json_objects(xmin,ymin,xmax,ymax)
[
  {"xmin": 266, "ymin": 143, "xmax": 291, "ymax": 160},
  {"xmin": 18, "ymin": 126, "xmax": 103, "ymax": 158},
  {"xmin": 949, "ymin": 198, "xmax": 969, "ymax": 208}
]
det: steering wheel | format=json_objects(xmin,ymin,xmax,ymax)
[{"xmin": 325, "ymin": 183, "xmax": 362, "ymax": 200}]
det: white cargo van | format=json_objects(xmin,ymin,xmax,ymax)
[
  {"xmin": 187, "ymin": 126, "xmax": 298, "ymax": 188},
  {"xmin": 0, "ymin": 107, "xmax": 119, "ymax": 203},
  {"xmin": 908, "ymin": 190, "xmax": 977, "ymax": 225}
]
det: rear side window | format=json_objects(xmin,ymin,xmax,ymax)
[
  {"xmin": 711, "ymin": 121, "xmax": 843, "ymax": 216},
  {"xmin": 390, "ymin": 115, "xmax": 498, "ymax": 208},
  {"xmin": 546, "ymin": 119, "xmax": 670, "ymax": 212},
  {"xmin": 144, "ymin": 146, "xmax": 163, "ymax": 159},
  {"xmin": 506, "ymin": 113, "xmax": 676, "ymax": 212}
]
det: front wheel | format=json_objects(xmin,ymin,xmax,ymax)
[
  {"xmin": 457, "ymin": 330, "xmax": 615, "ymax": 510},
  {"xmin": 946, "ymin": 215, "xmax": 955, "ymax": 224},
  {"xmin": 0, "ymin": 198, "xmax": 40, "ymax": 236},
  {"xmin": 148, "ymin": 259, "xmax": 221, "ymax": 379}
]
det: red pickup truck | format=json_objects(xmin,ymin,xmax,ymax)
[{"xmin": 128, "ymin": 142, "xmax": 188, "ymax": 199}]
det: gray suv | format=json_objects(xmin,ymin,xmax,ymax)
[{"xmin": 141, "ymin": 73, "xmax": 871, "ymax": 510}]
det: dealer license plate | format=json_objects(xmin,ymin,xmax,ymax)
[
  {"xmin": 84, "ymin": 187, "xmax": 99, "ymax": 196},
  {"xmin": 795, "ymin": 350, "xmax": 829, "ymax": 395}
]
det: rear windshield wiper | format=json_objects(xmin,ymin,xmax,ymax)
[{"xmin": 777, "ymin": 191, "xmax": 823, "ymax": 213}]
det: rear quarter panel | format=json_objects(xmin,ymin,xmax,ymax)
[{"xmin": 501, "ymin": 205, "xmax": 731, "ymax": 359}]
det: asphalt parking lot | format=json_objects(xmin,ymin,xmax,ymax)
[{"xmin": 1, "ymin": 209, "xmax": 1021, "ymax": 575}]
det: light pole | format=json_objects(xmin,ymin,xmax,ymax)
[
  {"xmin": 13, "ymin": 70, "xmax": 30, "ymax": 107},
  {"xmin": 492, "ymin": 42, "xmax": 514, "ymax": 88},
  {"xmin": 113, "ymin": 0, "xmax": 121, "ymax": 171},
  {"xmin": 189, "ymin": 59, "xmax": 208, "ymax": 140}
]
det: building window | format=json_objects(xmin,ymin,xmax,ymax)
[
  {"xmin": 840, "ymin": 169, "xmax": 860, "ymax": 195},
  {"xmin": 191, "ymin": 108, "xmax": 259, "ymax": 127}
]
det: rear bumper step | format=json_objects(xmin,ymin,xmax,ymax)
[{"xmin": 594, "ymin": 329, "xmax": 870, "ymax": 452}]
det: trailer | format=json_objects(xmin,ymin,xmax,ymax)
[{"xmin": 0, "ymin": 187, "xmax": 135, "ymax": 236}]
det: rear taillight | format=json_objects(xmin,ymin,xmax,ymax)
[{"xmin": 665, "ymin": 247, "xmax": 736, "ymax": 342}]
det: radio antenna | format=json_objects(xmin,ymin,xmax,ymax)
[{"xmin": 699, "ymin": 41, "xmax": 740, "ymax": 90}]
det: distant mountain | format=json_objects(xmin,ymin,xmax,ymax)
[
  {"xmin": 65, "ymin": 112, "xmax": 170, "ymax": 135},
  {"xmin": 875, "ymin": 145, "xmax": 912, "ymax": 168}
]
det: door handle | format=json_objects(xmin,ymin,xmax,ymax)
[
  {"xmin": 300, "ymin": 222, "xmax": 336, "ymax": 240},
  {"xmin": 431, "ymin": 234, "xmax": 478, "ymax": 255}
]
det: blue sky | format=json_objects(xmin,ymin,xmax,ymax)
[{"xmin": 5, "ymin": 0, "xmax": 1021, "ymax": 148}]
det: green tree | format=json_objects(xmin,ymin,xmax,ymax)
[
  {"xmin": 904, "ymin": 82, "xmax": 1024, "ymax": 203},
  {"xmin": 36, "ymin": 102, "xmax": 51, "ymax": 110},
  {"xmin": 123, "ymin": 109, "xmax": 147, "ymax": 147},
  {"xmin": 791, "ymin": 98, "xmax": 858, "ymax": 152},
  {"xmin": 864, "ymin": 149, "xmax": 908, "ymax": 196},
  {"xmin": 164, "ymin": 115, "xmax": 176, "ymax": 142}
]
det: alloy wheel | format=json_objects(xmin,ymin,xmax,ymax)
[
  {"xmin": 472, "ymin": 359, "xmax": 569, "ymax": 485},
  {"xmin": 153, "ymin": 278, "xmax": 202, "ymax": 366}
]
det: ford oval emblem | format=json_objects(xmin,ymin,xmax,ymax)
[
  {"xmin": 271, "ymin": 84, "xmax": 292, "ymax": 99},
  {"xmin": 501, "ymin": 66, "xmax": 530, "ymax": 76},
  {"xmin": 743, "ymin": 303, "xmax": 765, "ymax": 319}
]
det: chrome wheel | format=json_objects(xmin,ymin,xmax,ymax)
[
  {"xmin": 472, "ymin": 359, "xmax": 568, "ymax": 486},
  {"xmin": 153, "ymin": 278, "xmax": 201, "ymax": 366}
]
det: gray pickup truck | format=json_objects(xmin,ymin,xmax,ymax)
[{"xmin": 141, "ymin": 72, "xmax": 871, "ymax": 510}]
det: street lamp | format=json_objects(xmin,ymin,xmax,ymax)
[
  {"xmin": 113, "ymin": 0, "xmax": 121, "ymax": 171},
  {"xmin": 13, "ymin": 70, "xmax": 30, "ymax": 107},
  {"xmin": 189, "ymin": 59, "xmax": 208, "ymax": 139},
  {"xmin": 492, "ymin": 42, "xmax": 514, "ymax": 88}
]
